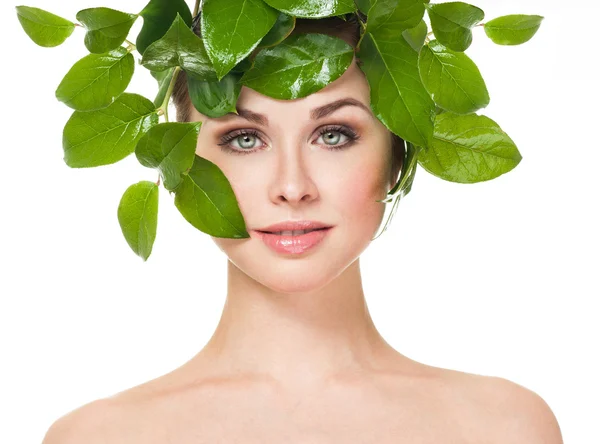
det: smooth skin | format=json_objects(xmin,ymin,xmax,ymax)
[{"xmin": 41, "ymin": 53, "xmax": 562, "ymax": 444}]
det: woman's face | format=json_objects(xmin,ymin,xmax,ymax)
[{"xmin": 191, "ymin": 56, "xmax": 395, "ymax": 293}]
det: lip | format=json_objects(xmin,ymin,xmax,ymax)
[
  {"xmin": 256, "ymin": 220, "xmax": 332, "ymax": 233},
  {"xmin": 253, "ymin": 227, "xmax": 333, "ymax": 255}
]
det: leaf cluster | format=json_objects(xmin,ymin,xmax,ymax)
[{"xmin": 15, "ymin": 0, "xmax": 543, "ymax": 260}]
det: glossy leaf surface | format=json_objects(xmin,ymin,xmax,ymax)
[
  {"xmin": 188, "ymin": 72, "xmax": 242, "ymax": 118},
  {"xmin": 15, "ymin": 6, "xmax": 75, "ymax": 47},
  {"xmin": 63, "ymin": 93, "xmax": 158, "ymax": 167},
  {"xmin": 76, "ymin": 7, "xmax": 138, "ymax": 53},
  {"xmin": 141, "ymin": 14, "xmax": 217, "ymax": 81},
  {"xmin": 202, "ymin": 0, "xmax": 280, "ymax": 80},
  {"xmin": 240, "ymin": 33, "xmax": 354, "ymax": 100},
  {"xmin": 135, "ymin": 122, "xmax": 200, "ymax": 191},
  {"xmin": 418, "ymin": 40, "xmax": 489, "ymax": 114},
  {"xmin": 174, "ymin": 155, "xmax": 250, "ymax": 238},
  {"xmin": 261, "ymin": 0, "xmax": 356, "ymax": 18},
  {"xmin": 257, "ymin": 12, "xmax": 296, "ymax": 48},
  {"xmin": 418, "ymin": 112, "xmax": 522, "ymax": 183},
  {"xmin": 117, "ymin": 181, "xmax": 159, "ymax": 261},
  {"xmin": 426, "ymin": 1, "xmax": 484, "ymax": 51},
  {"xmin": 55, "ymin": 47, "xmax": 134, "ymax": 111},
  {"xmin": 366, "ymin": 0, "xmax": 425, "ymax": 34},
  {"xmin": 136, "ymin": 0, "xmax": 193, "ymax": 55},
  {"xmin": 357, "ymin": 31, "xmax": 435, "ymax": 148}
]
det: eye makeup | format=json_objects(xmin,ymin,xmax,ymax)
[{"xmin": 216, "ymin": 124, "xmax": 361, "ymax": 156}]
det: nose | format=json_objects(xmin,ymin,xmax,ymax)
[{"xmin": 268, "ymin": 141, "xmax": 320, "ymax": 205}]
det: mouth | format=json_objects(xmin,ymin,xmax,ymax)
[
  {"xmin": 257, "ymin": 227, "xmax": 330, "ymax": 235},
  {"xmin": 253, "ymin": 227, "xmax": 333, "ymax": 254}
]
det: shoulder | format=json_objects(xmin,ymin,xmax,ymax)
[
  {"xmin": 466, "ymin": 375, "xmax": 564, "ymax": 444},
  {"xmin": 41, "ymin": 398, "xmax": 126, "ymax": 444}
]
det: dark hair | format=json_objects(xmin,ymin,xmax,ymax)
[{"xmin": 171, "ymin": 12, "xmax": 405, "ymax": 187}]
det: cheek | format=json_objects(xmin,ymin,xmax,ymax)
[{"xmin": 332, "ymin": 156, "xmax": 388, "ymax": 236}]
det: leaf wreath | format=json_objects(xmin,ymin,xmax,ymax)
[{"xmin": 15, "ymin": 1, "xmax": 543, "ymax": 260}]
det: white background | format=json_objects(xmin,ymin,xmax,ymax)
[{"xmin": 1, "ymin": 0, "xmax": 598, "ymax": 442}]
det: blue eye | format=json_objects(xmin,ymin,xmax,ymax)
[{"xmin": 217, "ymin": 125, "xmax": 360, "ymax": 155}]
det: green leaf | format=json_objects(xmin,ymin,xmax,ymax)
[
  {"xmin": 202, "ymin": 0, "xmax": 280, "ymax": 80},
  {"xmin": 357, "ymin": 31, "xmax": 435, "ymax": 148},
  {"xmin": 418, "ymin": 40, "xmax": 489, "ymax": 114},
  {"xmin": 141, "ymin": 14, "xmax": 218, "ymax": 81},
  {"xmin": 117, "ymin": 181, "xmax": 159, "ymax": 261},
  {"xmin": 76, "ymin": 7, "xmax": 138, "ymax": 54},
  {"xmin": 55, "ymin": 47, "xmax": 135, "ymax": 111},
  {"xmin": 136, "ymin": 0, "xmax": 193, "ymax": 55},
  {"xmin": 355, "ymin": 0, "xmax": 371, "ymax": 16},
  {"xmin": 188, "ymin": 71, "xmax": 242, "ymax": 118},
  {"xmin": 366, "ymin": 0, "xmax": 425, "ymax": 34},
  {"xmin": 257, "ymin": 12, "xmax": 296, "ymax": 48},
  {"xmin": 484, "ymin": 14, "xmax": 544, "ymax": 46},
  {"xmin": 261, "ymin": 0, "xmax": 356, "ymax": 18},
  {"xmin": 63, "ymin": 93, "xmax": 159, "ymax": 168},
  {"xmin": 402, "ymin": 19, "xmax": 428, "ymax": 52},
  {"xmin": 230, "ymin": 57, "xmax": 253, "ymax": 73},
  {"xmin": 150, "ymin": 67, "xmax": 175, "ymax": 107},
  {"xmin": 15, "ymin": 6, "xmax": 75, "ymax": 47},
  {"xmin": 426, "ymin": 1, "xmax": 484, "ymax": 51},
  {"xmin": 135, "ymin": 122, "xmax": 200, "ymax": 191},
  {"xmin": 174, "ymin": 155, "xmax": 250, "ymax": 238},
  {"xmin": 418, "ymin": 112, "xmax": 522, "ymax": 183},
  {"xmin": 239, "ymin": 33, "xmax": 354, "ymax": 100}
]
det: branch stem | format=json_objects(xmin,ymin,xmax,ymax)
[{"xmin": 158, "ymin": 66, "xmax": 181, "ymax": 122}]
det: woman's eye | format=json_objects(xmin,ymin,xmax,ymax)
[
  {"xmin": 317, "ymin": 129, "xmax": 349, "ymax": 147},
  {"xmin": 217, "ymin": 125, "xmax": 359, "ymax": 155},
  {"xmin": 217, "ymin": 130, "xmax": 264, "ymax": 155}
]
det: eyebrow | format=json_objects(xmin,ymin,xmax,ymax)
[{"xmin": 228, "ymin": 97, "xmax": 372, "ymax": 126}]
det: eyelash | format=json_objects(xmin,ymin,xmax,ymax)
[{"xmin": 216, "ymin": 125, "xmax": 360, "ymax": 155}]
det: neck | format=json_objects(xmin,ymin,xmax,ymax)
[{"xmin": 188, "ymin": 257, "xmax": 398, "ymax": 392}]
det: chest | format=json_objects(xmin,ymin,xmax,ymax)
[{"xmin": 117, "ymin": 395, "xmax": 482, "ymax": 444}]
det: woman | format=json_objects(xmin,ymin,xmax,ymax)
[{"xmin": 41, "ymin": 12, "xmax": 562, "ymax": 444}]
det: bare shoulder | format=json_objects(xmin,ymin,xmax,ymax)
[
  {"xmin": 41, "ymin": 398, "xmax": 126, "ymax": 444},
  {"xmin": 461, "ymin": 373, "xmax": 564, "ymax": 444}
]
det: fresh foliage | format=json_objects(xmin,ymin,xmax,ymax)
[
  {"xmin": 418, "ymin": 112, "xmax": 522, "ymax": 183},
  {"xmin": 117, "ymin": 181, "xmax": 159, "ymax": 261},
  {"xmin": 15, "ymin": 0, "xmax": 543, "ymax": 259},
  {"xmin": 240, "ymin": 33, "xmax": 354, "ymax": 100},
  {"xmin": 76, "ymin": 7, "xmax": 138, "ymax": 53},
  {"xmin": 62, "ymin": 93, "xmax": 158, "ymax": 167},
  {"xmin": 201, "ymin": 0, "xmax": 280, "ymax": 80},
  {"xmin": 174, "ymin": 156, "xmax": 250, "ymax": 239},
  {"xmin": 136, "ymin": 0, "xmax": 193, "ymax": 55},
  {"xmin": 135, "ymin": 122, "xmax": 201, "ymax": 191},
  {"xmin": 418, "ymin": 39, "xmax": 489, "ymax": 114},
  {"xmin": 484, "ymin": 14, "xmax": 544, "ymax": 45},
  {"xmin": 425, "ymin": 1, "xmax": 484, "ymax": 51},
  {"xmin": 141, "ymin": 14, "xmax": 217, "ymax": 81},
  {"xmin": 55, "ymin": 47, "xmax": 135, "ymax": 111},
  {"xmin": 16, "ymin": 6, "xmax": 75, "ymax": 47}
]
